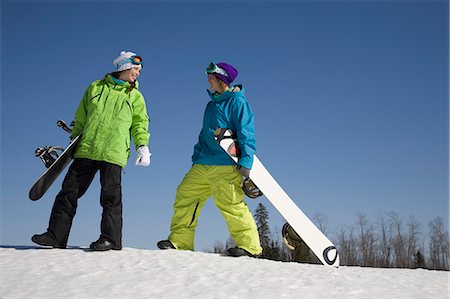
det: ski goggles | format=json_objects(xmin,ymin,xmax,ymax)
[
  {"xmin": 206, "ymin": 62, "xmax": 228, "ymax": 78},
  {"xmin": 117, "ymin": 55, "xmax": 144, "ymax": 68}
]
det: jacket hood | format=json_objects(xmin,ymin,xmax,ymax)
[{"xmin": 207, "ymin": 84, "xmax": 244, "ymax": 102}]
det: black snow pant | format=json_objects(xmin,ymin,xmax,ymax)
[{"xmin": 47, "ymin": 158, "xmax": 122, "ymax": 247}]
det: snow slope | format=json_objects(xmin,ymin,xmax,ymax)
[{"xmin": 0, "ymin": 246, "xmax": 448, "ymax": 299}]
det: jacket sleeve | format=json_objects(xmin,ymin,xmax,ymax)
[
  {"xmin": 71, "ymin": 87, "xmax": 90, "ymax": 139},
  {"xmin": 131, "ymin": 92, "xmax": 150, "ymax": 149},
  {"xmin": 231, "ymin": 96, "xmax": 256, "ymax": 169}
]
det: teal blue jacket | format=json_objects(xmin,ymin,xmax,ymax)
[{"xmin": 192, "ymin": 85, "xmax": 256, "ymax": 169}]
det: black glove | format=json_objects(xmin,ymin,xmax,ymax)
[{"xmin": 236, "ymin": 165, "xmax": 251, "ymax": 177}]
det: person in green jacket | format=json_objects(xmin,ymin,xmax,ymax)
[
  {"xmin": 157, "ymin": 62, "xmax": 262, "ymax": 257},
  {"xmin": 32, "ymin": 51, "xmax": 151, "ymax": 251}
]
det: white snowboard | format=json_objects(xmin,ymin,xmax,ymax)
[{"xmin": 215, "ymin": 129, "xmax": 339, "ymax": 267}]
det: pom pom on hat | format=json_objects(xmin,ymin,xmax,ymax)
[{"xmin": 113, "ymin": 51, "xmax": 143, "ymax": 72}]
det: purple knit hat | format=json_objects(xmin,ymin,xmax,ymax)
[{"xmin": 206, "ymin": 62, "xmax": 238, "ymax": 86}]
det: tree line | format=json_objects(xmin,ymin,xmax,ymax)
[{"xmin": 210, "ymin": 203, "xmax": 449, "ymax": 271}]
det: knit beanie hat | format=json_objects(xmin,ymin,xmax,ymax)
[
  {"xmin": 206, "ymin": 62, "xmax": 238, "ymax": 86},
  {"xmin": 113, "ymin": 51, "xmax": 144, "ymax": 72}
]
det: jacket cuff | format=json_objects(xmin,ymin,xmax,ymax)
[{"xmin": 238, "ymin": 155, "xmax": 253, "ymax": 170}]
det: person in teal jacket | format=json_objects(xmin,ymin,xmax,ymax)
[
  {"xmin": 32, "ymin": 51, "xmax": 151, "ymax": 251},
  {"xmin": 158, "ymin": 62, "xmax": 262, "ymax": 257}
]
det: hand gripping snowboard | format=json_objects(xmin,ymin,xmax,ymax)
[
  {"xmin": 29, "ymin": 120, "xmax": 81, "ymax": 201},
  {"xmin": 214, "ymin": 128, "xmax": 339, "ymax": 267}
]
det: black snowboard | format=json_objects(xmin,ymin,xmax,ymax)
[{"xmin": 29, "ymin": 120, "xmax": 81, "ymax": 201}]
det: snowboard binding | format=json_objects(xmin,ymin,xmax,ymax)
[
  {"xmin": 242, "ymin": 177, "xmax": 263, "ymax": 198},
  {"xmin": 35, "ymin": 146, "xmax": 64, "ymax": 168},
  {"xmin": 213, "ymin": 128, "xmax": 241, "ymax": 157},
  {"xmin": 57, "ymin": 119, "xmax": 74, "ymax": 133},
  {"xmin": 282, "ymin": 222, "xmax": 304, "ymax": 250},
  {"xmin": 34, "ymin": 120, "xmax": 74, "ymax": 168}
]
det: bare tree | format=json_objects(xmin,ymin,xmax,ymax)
[
  {"xmin": 428, "ymin": 217, "xmax": 449, "ymax": 270},
  {"xmin": 336, "ymin": 225, "xmax": 358, "ymax": 266},
  {"xmin": 376, "ymin": 213, "xmax": 392, "ymax": 268},
  {"xmin": 406, "ymin": 216, "xmax": 422, "ymax": 268},
  {"xmin": 356, "ymin": 213, "xmax": 376, "ymax": 267},
  {"xmin": 388, "ymin": 212, "xmax": 409, "ymax": 267},
  {"xmin": 313, "ymin": 212, "xmax": 329, "ymax": 235}
]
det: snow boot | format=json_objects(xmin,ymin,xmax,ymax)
[
  {"xmin": 90, "ymin": 237, "xmax": 122, "ymax": 251},
  {"xmin": 157, "ymin": 240, "xmax": 175, "ymax": 250},
  {"xmin": 226, "ymin": 247, "xmax": 259, "ymax": 258},
  {"xmin": 31, "ymin": 232, "xmax": 66, "ymax": 249}
]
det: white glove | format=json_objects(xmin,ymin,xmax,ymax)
[{"xmin": 136, "ymin": 146, "xmax": 151, "ymax": 167}]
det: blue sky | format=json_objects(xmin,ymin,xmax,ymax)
[{"xmin": 1, "ymin": 1, "xmax": 448, "ymax": 251}]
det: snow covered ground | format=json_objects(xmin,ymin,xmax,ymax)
[{"xmin": 0, "ymin": 246, "xmax": 448, "ymax": 299}]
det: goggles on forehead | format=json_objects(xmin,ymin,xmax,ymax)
[
  {"xmin": 117, "ymin": 55, "xmax": 144, "ymax": 68},
  {"xmin": 206, "ymin": 62, "xmax": 228, "ymax": 78}
]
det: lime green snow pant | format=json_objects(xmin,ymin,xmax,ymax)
[{"xmin": 168, "ymin": 164, "xmax": 262, "ymax": 255}]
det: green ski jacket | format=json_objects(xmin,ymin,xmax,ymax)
[{"xmin": 71, "ymin": 75, "xmax": 150, "ymax": 167}]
